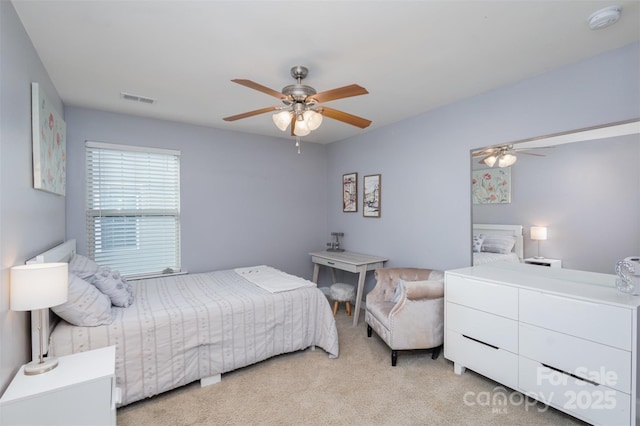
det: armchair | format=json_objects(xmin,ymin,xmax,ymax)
[{"xmin": 365, "ymin": 267, "xmax": 444, "ymax": 366}]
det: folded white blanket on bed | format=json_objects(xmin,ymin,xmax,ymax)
[{"xmin": 234, "ymin": 265, "xmax": 316, "ymax": 293}]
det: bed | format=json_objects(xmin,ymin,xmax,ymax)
[
  {"xmin": 472, "ymin": 224, "xmax": 523, "ymax": 265},
  {"xmin": 28, "ymin": 240, "xmax": 339, "ymax": 406}
]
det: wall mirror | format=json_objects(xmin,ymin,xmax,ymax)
[{"xmin": 471, "ymin": 118, "xmax": 640, "ymax": 274}]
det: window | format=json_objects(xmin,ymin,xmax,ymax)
[{"xmin": 86, "ymin": 141, "xmax": 181, "ymax": 278}]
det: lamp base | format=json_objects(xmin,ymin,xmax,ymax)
[{"xmin": 24, "ymin": 357, "xmax": 58, "ymax": 375}]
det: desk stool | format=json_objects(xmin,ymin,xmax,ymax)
[{"xmin": 330, "ymin": 283, "xmax": 356, "ymax": 316}]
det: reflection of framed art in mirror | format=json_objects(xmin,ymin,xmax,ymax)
[{"xmin": 472, "ymin": 168, "xmax": 510, "ymax": 204}]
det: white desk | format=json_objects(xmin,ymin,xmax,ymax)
[{"xmin": 309, "ymin": 251, "xmax": 388, "ymax": 326}]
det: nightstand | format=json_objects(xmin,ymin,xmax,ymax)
[
  {"xmin": 524, "ymin": 257, "xmax": 562, "ymax": 268},
  {"xmin": 0, "ymin": 346, "xmax": 119, "ymax": 426}
]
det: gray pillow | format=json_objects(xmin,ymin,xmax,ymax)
[
  {"xmin": 52, "ymin": 273, "xmax": 112, "ymax": 326},
  {"xmin": 482, "ymin": 235, "xmax": 517, "ymax": 254},
  {"xmin": 472, "ymin": 234, "xmax": 485, "ymax": 253},
  {"xmin": 68, "ymin": 254, "xmax": 100, "ymax": 279},
  {"xmin": 88, "ymin": 266, "xmax": 134, "ymax": 308}
]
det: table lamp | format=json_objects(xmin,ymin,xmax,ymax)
[
  {"xmin": 530, "ymin": 226, "xmax": 548, "ymax": 259},
  {"xmin": 10, "ymin": 262, "xmax": 68, "ymax": 375}
]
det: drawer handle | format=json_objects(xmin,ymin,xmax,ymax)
[
  {"xmin": 327, "ymin": 261, "xmax": 335, "ymax": 265},
  {"xmin": 541, "ymin": 363, "xmax": 600, "ymax": 387},
  {"xmin": 462, "ymin": 334, "xmax": 499, "ymax": 350}
]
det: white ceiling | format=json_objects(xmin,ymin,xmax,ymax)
[{"xmin": 12, "ymin": 1, "xmax": 640, "ymax": 144}]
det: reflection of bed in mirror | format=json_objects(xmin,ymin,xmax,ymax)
[{"xmin": 472, "ymin": 224, "xmax": 523, "ymax": 265}]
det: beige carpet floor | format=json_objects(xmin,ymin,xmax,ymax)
[{"xmin": 117, "ymin": 310, "xmax": 585, "ymax": 426}]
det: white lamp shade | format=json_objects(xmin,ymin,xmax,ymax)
[
  {"xmin": 498, "ymin": 153, "xmax": 517, "ymax": 167},
  {"xmin": 10, "ymin": 263, "xmax": 68, "ymax": 311},
  {"xmin": 303, "ymin": 110, "xmax": 323, "ymax": 131},
  {"xmin": 293, "ymin": 119, "xmax": 310, "ymax": 136},
  {"xmin": 530, "ymin": 226, "xmax": 548, "ymax": 241},
  {"xmin": 272, "ymin": 110, "xmax": 292, "ymax": 131},
  {"xmin": 482, "ymin": 155, "xmax": 497, "ymax": 167}
]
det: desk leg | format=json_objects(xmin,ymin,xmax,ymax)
[
  {"xmin": 312, "ymin": 263, "xmax": 320, "ymax": 283},
  {"xmin": 352, "ymin": 265, "xmax": 367, "ymax": 326}
]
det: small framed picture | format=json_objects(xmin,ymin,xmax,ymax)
[
  {"xmin": 342, "ymin": 172, "xmax": 358, "ymax": 212},
  {"xmin": 363, "ymin": 174, "xmax": 381, "ymax": 218}
]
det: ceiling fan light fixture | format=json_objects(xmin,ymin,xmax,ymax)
[
  {"xmin": 498, "ymin": 153, "xmax": 517, "ymax": 167},
  {"xmin": 304, "ymin": 110, "xmax": 323, "ymax": 131},
  {"xmin": 482, "ymin": 155, "xmax": 498, "ymax": 167},
  {"xmin": 294, "ymin": 120, "xmax": 310, "ymax": 136},
  {"xmin": 272, "ymin": 110, "xmax": 292, "ymax": 131}
]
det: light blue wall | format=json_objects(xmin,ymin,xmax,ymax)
[
  {"xmin": 0, "ymin": 1, "xmax": 66, "ymax": 392},
  {"xmin": 327, "ymin": 42, "xmax": 640, "ymax": 292},
  {"xmin": 64, "ymin": 108, "xmax": 329, "ymax": 280}
]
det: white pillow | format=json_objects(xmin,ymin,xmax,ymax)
[
  {"xmin": 69, "ymin": 254, "xmax": 100, "ymax": 279},
  {"xmin": 52, "ymin": 273, "xmax": 112, "ymax": 326},
  {"xmin": 482, "ymin": 235, "xmax": 517, "ymax": 254},
  {"xmin": 88, "ymin": 266, "xmax": 134, "ymax": 308},
  {"xmin": 392, "ymin": 279, "xmax": 406, "ymax": 303},
  {"xmin": 472, "ymin": 234, "xmax": 485, "ymax": 253}
]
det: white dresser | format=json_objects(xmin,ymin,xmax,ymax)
[
  {"xmin": 445, "ymin": 263, "xmax": 640, "ymax": 426},
  {"xmin": 0, "ymin": 346, "xmax": 119, "ymax": 426}
]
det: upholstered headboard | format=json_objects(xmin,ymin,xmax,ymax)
[
  {"xmin": 26, "ymin": 239, "xmax": 76, "ymax": 360},
  {"xmin": 473, "ymin": 224, "xmax": 524, "ymax": 261}
]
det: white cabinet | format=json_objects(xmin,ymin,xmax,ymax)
[
  {"xmin": 444, "ymin": 263, "xmax": 640, "ymax": 426},
  {"xmin": 0, "ymin": 346, "xmax": 119, "ymax": 426}
]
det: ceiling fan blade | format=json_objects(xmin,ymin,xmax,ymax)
[
  {"xmin": 231, "ymin": 79, "xmax": 285, "ymax": 99},
  {"xmin": 223, "ymin": 106, "xmax": 278, "ymax": 122},
  {"xmin": 319, "ymin": 106, "xmax": 372, "ymax": 129},
  {"xmin": 311, "ymin": 84, "xmax": 369, "ymax": 103},
  {"xmin": 472, "ymin": 149, "xmax": 497, "ymax": 157},
  {"xmin": 290, "ymin": 116, "xmax": 296, "ymax": 137},
  {"xmin": 517, "ymin": 151, "xmax": 546, "ymax": 157}
]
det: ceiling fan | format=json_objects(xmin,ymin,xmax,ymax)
[
  {"xmin": 223, "ymin": 66, "xmax": 372, "ymax": 139},
  {"xmin": 473, "ymin": 145, "xmax": 547, "ymax": 168}
]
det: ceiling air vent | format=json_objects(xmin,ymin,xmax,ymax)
[{"xmin": 120, "ymin": 92, "xmax": 156, "ymax": 105}]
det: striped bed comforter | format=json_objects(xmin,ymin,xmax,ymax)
[{"xmin": 49, "ymin": 268, "xmax": 339, "ymax": 406}]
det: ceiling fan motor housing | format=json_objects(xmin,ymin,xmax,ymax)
[{"xmin": 283, "ymin": 66, "xmax": 317, "ymax": 102}]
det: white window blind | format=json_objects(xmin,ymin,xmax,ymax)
[{"xmin": 86, "ymin": 141, "xmax": 181, "ymax": 278}]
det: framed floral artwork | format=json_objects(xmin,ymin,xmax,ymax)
[
  {"xmin": 363, "ymin": 174, "xmax": 381, "ymax": 217},
  {"xmin": 472, "ymin": 167, "xmax": 511, "ymax": 204},
  {"xmin": 342, "ymin": 172, "xmax": 358, "ymax": 212},
  {"xmin": 32, "ymin": 82, "xmax": 66, "ymax": 196}
]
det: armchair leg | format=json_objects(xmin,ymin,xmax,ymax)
[
  {"xmin": 431, "ymin": 345, "xmax": 442, "ymax": 360},
  {"xmin": 391, "ymin": 350, "xmax": 397, "ymax": 367},
  {"xmin": 367, "ymin": 325, "xmax": 372, "ymax": 337}
]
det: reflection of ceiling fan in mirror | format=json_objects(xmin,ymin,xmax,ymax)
[
  {"xmin": 223, "ymin": 66, "xmax": 372, "ymax": 139},
  {"xmin": 473, "ymin": 145, "xmax": 547, "ymax": 168}
]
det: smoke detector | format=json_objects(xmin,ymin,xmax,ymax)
[{"xmin": 588, "ymin": 6, "xmax": 622, "ymax": 30}]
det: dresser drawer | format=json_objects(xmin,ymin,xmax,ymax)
[
  {"xmin": 519, "ymin": 356, "xmax": 630, "ymax": 426},
  {"xmin": 445, "ymin": 275, "xmax": 518, "ymax": 319},
  {"xmin": 445, "ymin": 329, "xmax": 518, "ymax": 390},
  {"xmin": 446, "ymin": 302, "xmax": 518, "ymax": 353},
  {"xmin": 519, "ymin": 323, "xmax": 631, "ymax": 394},
  {"xmin": 519, "ymin": 289, "xmax": 632, "ymax": 350},
  {"xmin": 311, "ymin": 255, "xmax": 355, "ymax": 272}
]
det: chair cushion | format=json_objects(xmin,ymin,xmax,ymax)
[{"xmin": 367, "ymin": 299, "xmax": 395, "ymax": 330}]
